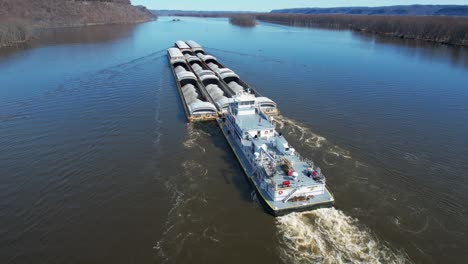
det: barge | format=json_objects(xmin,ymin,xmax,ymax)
[
  {"xmin": 218, "ymin": 92, "xmax": 334, "ymax": 216},
  {"xmin": 167, "ymin": 47, "xmax": 218, "ymax": 122},
  {"xmin": 175, "ymin": 40, "xmax": 193, "ymax": 56},
  {"xmin": 185, "ymin": 54, "xmax": 234, "ymax": 112},
  {"xmin": 186, "ymin": 40, "xmax": 205, "ymax": 55},
  {"xmin": 183, "ymin": 40, "xmax": 278, "ymax": 115},
  {"xmin": 193, "ymin": 45, "xmax": 278, "ymax": 115}
]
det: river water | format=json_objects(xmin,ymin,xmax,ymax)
[{"xmin": 0, "ymin": 17, "xmax": 467, "ymax": 264}]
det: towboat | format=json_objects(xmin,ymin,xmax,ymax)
[{"xmin": 217, "ymin": 92, "xmax": 334, "ymax": 215}]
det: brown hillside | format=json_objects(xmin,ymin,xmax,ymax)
[
  {"xmin": 0, "ymin": 0, "xmax": 155, "ymax": 28},
  {"xmin": 0, "ymin": 0, "xmax": 155, "ymax": 47}
]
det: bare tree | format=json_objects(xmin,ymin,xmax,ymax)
[
  {"xmin": 0, "ymin": 16, "xmax": 32, "ymax": 48},
  {"xmin": 229, "ymin": 15, "xmax": 256, "ymax": 27}
]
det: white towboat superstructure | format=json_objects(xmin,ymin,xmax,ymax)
[{"xmin": 218, "ymin": 92, "xmax": 334, "ymax": 215}]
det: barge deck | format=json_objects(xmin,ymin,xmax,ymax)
[
  {"xmin": 167, "ymin": 47, "xmax": 218, "ymax": 122},
  {"xmin": 185, "ymin": 40, "xmax": 279, "ymax": 115}
]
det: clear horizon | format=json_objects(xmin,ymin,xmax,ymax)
[{"xmin": 131, "ymin": 0, "xmax": 468, "ymax": 11}]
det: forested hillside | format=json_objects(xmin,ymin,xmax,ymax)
[
  {"xmin": 256, "ymin": 14, "xmax": 468, "ymax": 46},
  {"xmin": 272, "ymin": 5, "xmax": 468, "ymax": 16},
  {"xmin": 0, "ymin": 0, "xmax": 155, "ymax": 47}
]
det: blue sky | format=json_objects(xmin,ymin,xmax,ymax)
[{"xmin": 131, "ymin": 0, "xmax": 468, "ymax": 11}]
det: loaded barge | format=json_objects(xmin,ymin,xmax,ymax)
[
  {"xmin": 185, "ymin": 54, "xmax": 234, "ymax": 112},
  {"xmin": 167, "ymin": 47, "xmax": 218, "ymax": 122},
  {"xmin": 194, "ymin": 47, "xmax": 279, "ymax": 116},
  {"xmin": 167, "ymin": 41, "xmax": 334, "ymax": 215}
]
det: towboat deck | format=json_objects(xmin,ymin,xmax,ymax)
[
  {"xmin": 231, "ymin": 111, "xmax": 325, "ymax": 187},
  {"xmin": 218, "ymin": 118, "xmax": 334, "ymax": 214},
  {"xmin": 234, "ymin": 114, "xmax": 274, "ymax": 131}
]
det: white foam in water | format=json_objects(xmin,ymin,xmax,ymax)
[
  {"xmin": 155, "ymin": 158, "xmax": 209, "ymax": 263},
  {"xmin": 155, "ymin": 181, "xmax": 185, "ymax": 262},
  {"xmin": 153, "ymin": 77, "xmax": 164, "ymax": 146},
  {"xmin": 274, "ymin": 116, "xmax": 354, "ymax": 161},
  {"xmin": 327, "ymin": 145, "xmax": 352, "ymax": 159},
  {"xmin": 183, "ymin": 124, "xmax": 207, "ymax": 152},
  {"xmin": 276, "ymin": 208, "xmax": 411, "ymax": 264},
  {"xmin": 274, "ymin": 116, "xmax": 327, "ymax": 148}
]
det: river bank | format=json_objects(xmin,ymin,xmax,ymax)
[
  {"xmin": 155, "ymin": 12, "xmax": 468, "ymax": 46},
  {"xmin": 0, "ymin": 0, "xmax": 156, "ymax": 48},
  {"xmin": 256, "ymin": 14, "xmax": 468, "ymax": 46}
]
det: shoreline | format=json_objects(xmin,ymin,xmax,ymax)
[
  {"xmin": 259, "ymin": 20, "xmax": 468, "ymax": 47},
  {"xmin": 0, "ymin": 19, "xmax": 154, "ymax": 49},
  {"xmin": 256, "ymin": 14, "xmax": 468, "ymax": 47},
  {"xmin": 156, "ymin": 14, "xmax": 468, "ymax": 47}
]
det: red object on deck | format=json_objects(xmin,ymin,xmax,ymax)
[
  {"xmin": 288, "ymin": 169, "xmax": 294, "ymax": 176},
  {"xmin": 282, "ymin": 180, "xmax": 290, "ymax": 187}
]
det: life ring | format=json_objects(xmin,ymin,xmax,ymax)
[{"xmin": 278, "ymin": 190, "xmax": 283, "ymax": 195}]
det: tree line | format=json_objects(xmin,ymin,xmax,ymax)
[
  {"xmin": 229, "ymin": 15, "xmax": 257, "ymax": 27},
  {"xmin": 255, "ymin": 14, "xmax": 468, "ymax": 46},
  {"xmin": 154, "ymin": 12, "xmax": 468, "ymax": 46}
]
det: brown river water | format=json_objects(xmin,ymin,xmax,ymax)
[{"xmin": 0, "ymin": 17, "xmax": 467, "ymax": 264}]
